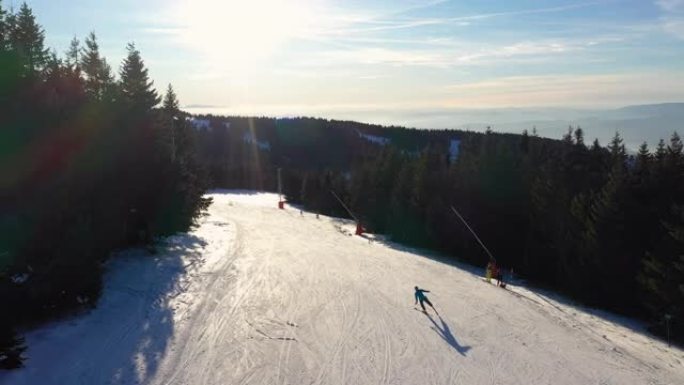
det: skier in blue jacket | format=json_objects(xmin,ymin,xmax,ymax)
[{"xmin": 414, "ymin": 286, "xmax": 437, "ymax": 313}]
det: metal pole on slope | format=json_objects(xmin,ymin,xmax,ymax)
[
  {"xmin": 330, "ymin": 190, "xmax": 358, "ymax": 222},
  {"xmin": 450, "ymin": 206, "xmax": 496, "ymax": 262},
  {"xmin": 665, "ymin": 314, "xmax": 672, "ymax": 347},
  {"xmin": 277, "ymin": 168, "xmax": 284, "ymax": 209},
  {"xmin": 330, "ymin": 190, "xmax": 364, "ymax": 235}
]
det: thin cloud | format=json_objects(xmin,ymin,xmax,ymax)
[
  {"xmin": 656, "ymin": 0, "xmax": 684, "ymax": 39},
  {"xmin": 317, "ymin": 1, "xmax": 601, "ymax": 35},
  {"xmin": 139, "ymin": 0, "xmax": 683, "ymax": 112},
  {"xmin": 183, "ymin": 71, "xmax": 684, "ymax": 114},
  {"xmin": 305, "ymin": 38, "xmax": 610, "ymax": 69},
  {"xmin": 441, "ymin": 72, "xmax": 684, "ymax": 108},
  {"xmin": 142, "ymin": 27, "xmax": 183, "ymax": 36},
  {"xmin": 444, "ymin": 1, "xmax": 602, "ymax": 23},
  {"xmin": 656, "ymin": 0, "xmax": 684, "ymax": 12}
]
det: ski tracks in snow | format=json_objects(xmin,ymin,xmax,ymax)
[
  {"xmin": 4, "ymin": 191, "xmax": 683, "ymax": 385},
  {"xmin": 156, "ymin": 210, "xmax": 245, "ymax": 385}
]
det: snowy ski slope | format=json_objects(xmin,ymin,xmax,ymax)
[{"xmin": 2, "ymin": 191, "xmax": 683, "ymax": 385}]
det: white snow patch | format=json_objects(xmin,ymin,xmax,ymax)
[
  {"xmin": 209, "ymin": 189, "xmax": 280, "ymax": 207},
  {"xmin": 2, "ymin": 190, "xmax": 683, "ymax": 385},
  {"xmin": 356, "ymin": 129, "xmax": 390, "ymax": 145},
  {"xmin": 242, "ymin": 132, "xmax": 271, "ymax": 150},
  {"xmin": 449, "ymin": 139, "xmax": 461, "ymax": 162},
  {"xmin": 11, "ymin": 273, "xmax": 29, "ymax": 285},
  {"xmin": 188, "ymin": 118, "xmax": 211, "ymax": 131}
]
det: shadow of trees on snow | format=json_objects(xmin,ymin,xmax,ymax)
[{"xmin": 4, "ymin": 233, "xmax": 207, "ymax": 385}]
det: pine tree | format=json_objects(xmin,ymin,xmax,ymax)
[
  {"xmin": 636, "ymin": 142, "xmax": 651, "ymax": 174},
  {"xmin": 9, "ymin": 2, "xmax": 48, "ymax": 74},
  {"xmin": 3, "ymin": 5, "xmax": 14, "ymax": 47},
  {"xmin": 631, "ymin": 141, "xmax": 656, "ymax": 261},
  {"xmin": 637, "ymin": 142, "xmax": 650, "ymax": 158},
  {"xmin": 668, "ymin": 132, "xmax": 683, "ymax": 168},
  {"xmin": 98, "ymin": 57, "xmax": 116, "ymax": 101},
  {"xmin": 161, "ymin": 84, "xmax": 180, "ymax": 161},
  {"xmin": 520, "ymin": 129, "xmax": 530, "ymax": 153},
  {"xmin": 43, "ymin": 49, "xmax": 61, "ymax": 79},
  {"xmin": 581, "ymin": 169, "xmax": 628, "ymax": 303},
  {"xmin": 0, "ymin": 325, "xmax": 26, "ymax": 369},
  {"xmin": 574, "ymin": 127, "xmax": 585, "ymax": 147},
  {"xmin": 80, "ymin": 32, "xmax": 113, "ymax": 100},
  {"xmin": 162, "ymin": 83, "xmax": 179, "ymax": 114},
  {"xmin": 640, "ymin": 204, "xmax": 684, "ymax": 343},
  {"xmin": 119, "ymin": 42, "xmax": 159, "ymax": 112},
  {"xmin": 654, "ymin": 139, "xmax": 667, "ymax": 165},
  {"xmin": 65, "ymin": 36, "xmax": 80, "ymax": 74},
  {"xmin": 0, "ymin": 1, "xmax": 7, "ymax": 48},
  {"xmin": 567, "ymin": 131, "xmax": 639, "ymax": 309},
  {"xmin": 562, "ymin": 126, "xmax": 573, "ymax": 143},
  {"xmin": 609, "ymin": 132, "xmax": 627, "ymax": 167}
]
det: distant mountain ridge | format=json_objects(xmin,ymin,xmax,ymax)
[
  {"xmin": 616, "ymin": 103, "xmax": 684, "ymax": 117},
  {"xmin": 184, "ymin": 103, "xmax": 684, "ymax": 150},
  {"xmin": 450, "ymin": 103, "xmax": 684, "ymax": 150}
]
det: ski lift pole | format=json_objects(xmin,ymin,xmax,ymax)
[
  {"xmin": 277, "ymin": 167, "xmax": 282, "ymax": 200},
  {"xmin": 277, "ymin": 168, "xmax": 284, "ymax": 209},
  {"xmin": 665, "ymin": 314, "xmax": 672, "ymax": 347},
  {"xmin": 330, "ymin": 190, "xmax": 364, "ymax": 235},
  {"xmin": 330, "ymin": 190, "xmax": 358, "ymax": 222},
  {"xmin": 450, "ymin": 206, "xmax": 496, "ymax": 262}
]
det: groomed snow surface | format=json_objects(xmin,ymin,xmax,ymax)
[{"xmin": 2, "ymin": 191, "xmax": 683, "ymax": 385}]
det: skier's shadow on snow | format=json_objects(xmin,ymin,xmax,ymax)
[{"xmin": 424, "ymin": 313, "xmax": 471, "ymax": 356}]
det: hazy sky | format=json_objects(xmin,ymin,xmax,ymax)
[{"xmin": 19, "ymin": 0, "xmax": 684, "ymax": 117}]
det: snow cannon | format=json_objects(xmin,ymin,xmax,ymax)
[{"xmin": 278, "ymin": 201, "xmax": 285, "ymax": 209}]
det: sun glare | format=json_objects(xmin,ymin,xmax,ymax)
[{"xmin": 172, "ymin": 0, "xmax": 318, "ymax": 69}]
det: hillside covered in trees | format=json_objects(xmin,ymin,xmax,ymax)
[
  {"xmin": 0, "ymin": 2, "xmax": 208, "ymax": 368},
  {"xmin": 193, "ymin": 114, "xmax": 684, "ymax": 346}
]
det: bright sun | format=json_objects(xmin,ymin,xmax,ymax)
[{"xmin": 172, "ymin": 0, "xmax": 318, "ymax": 69}]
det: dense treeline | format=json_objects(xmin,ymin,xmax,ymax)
[
  {"xmin": 195, "ymin": 115, "xmax": 683, "ymax": 345},
  {"xmin": 0, "ymin": 2, "xmax": 208, "ymax": 368}
]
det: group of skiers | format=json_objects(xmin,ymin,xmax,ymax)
[
  {"xmin": 413, "ymin": 260, "xmax": 512, "ymax": 314},
  {"xmin": 485, "ymin": 260, "xmax": 507, "ymax": 288}
]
